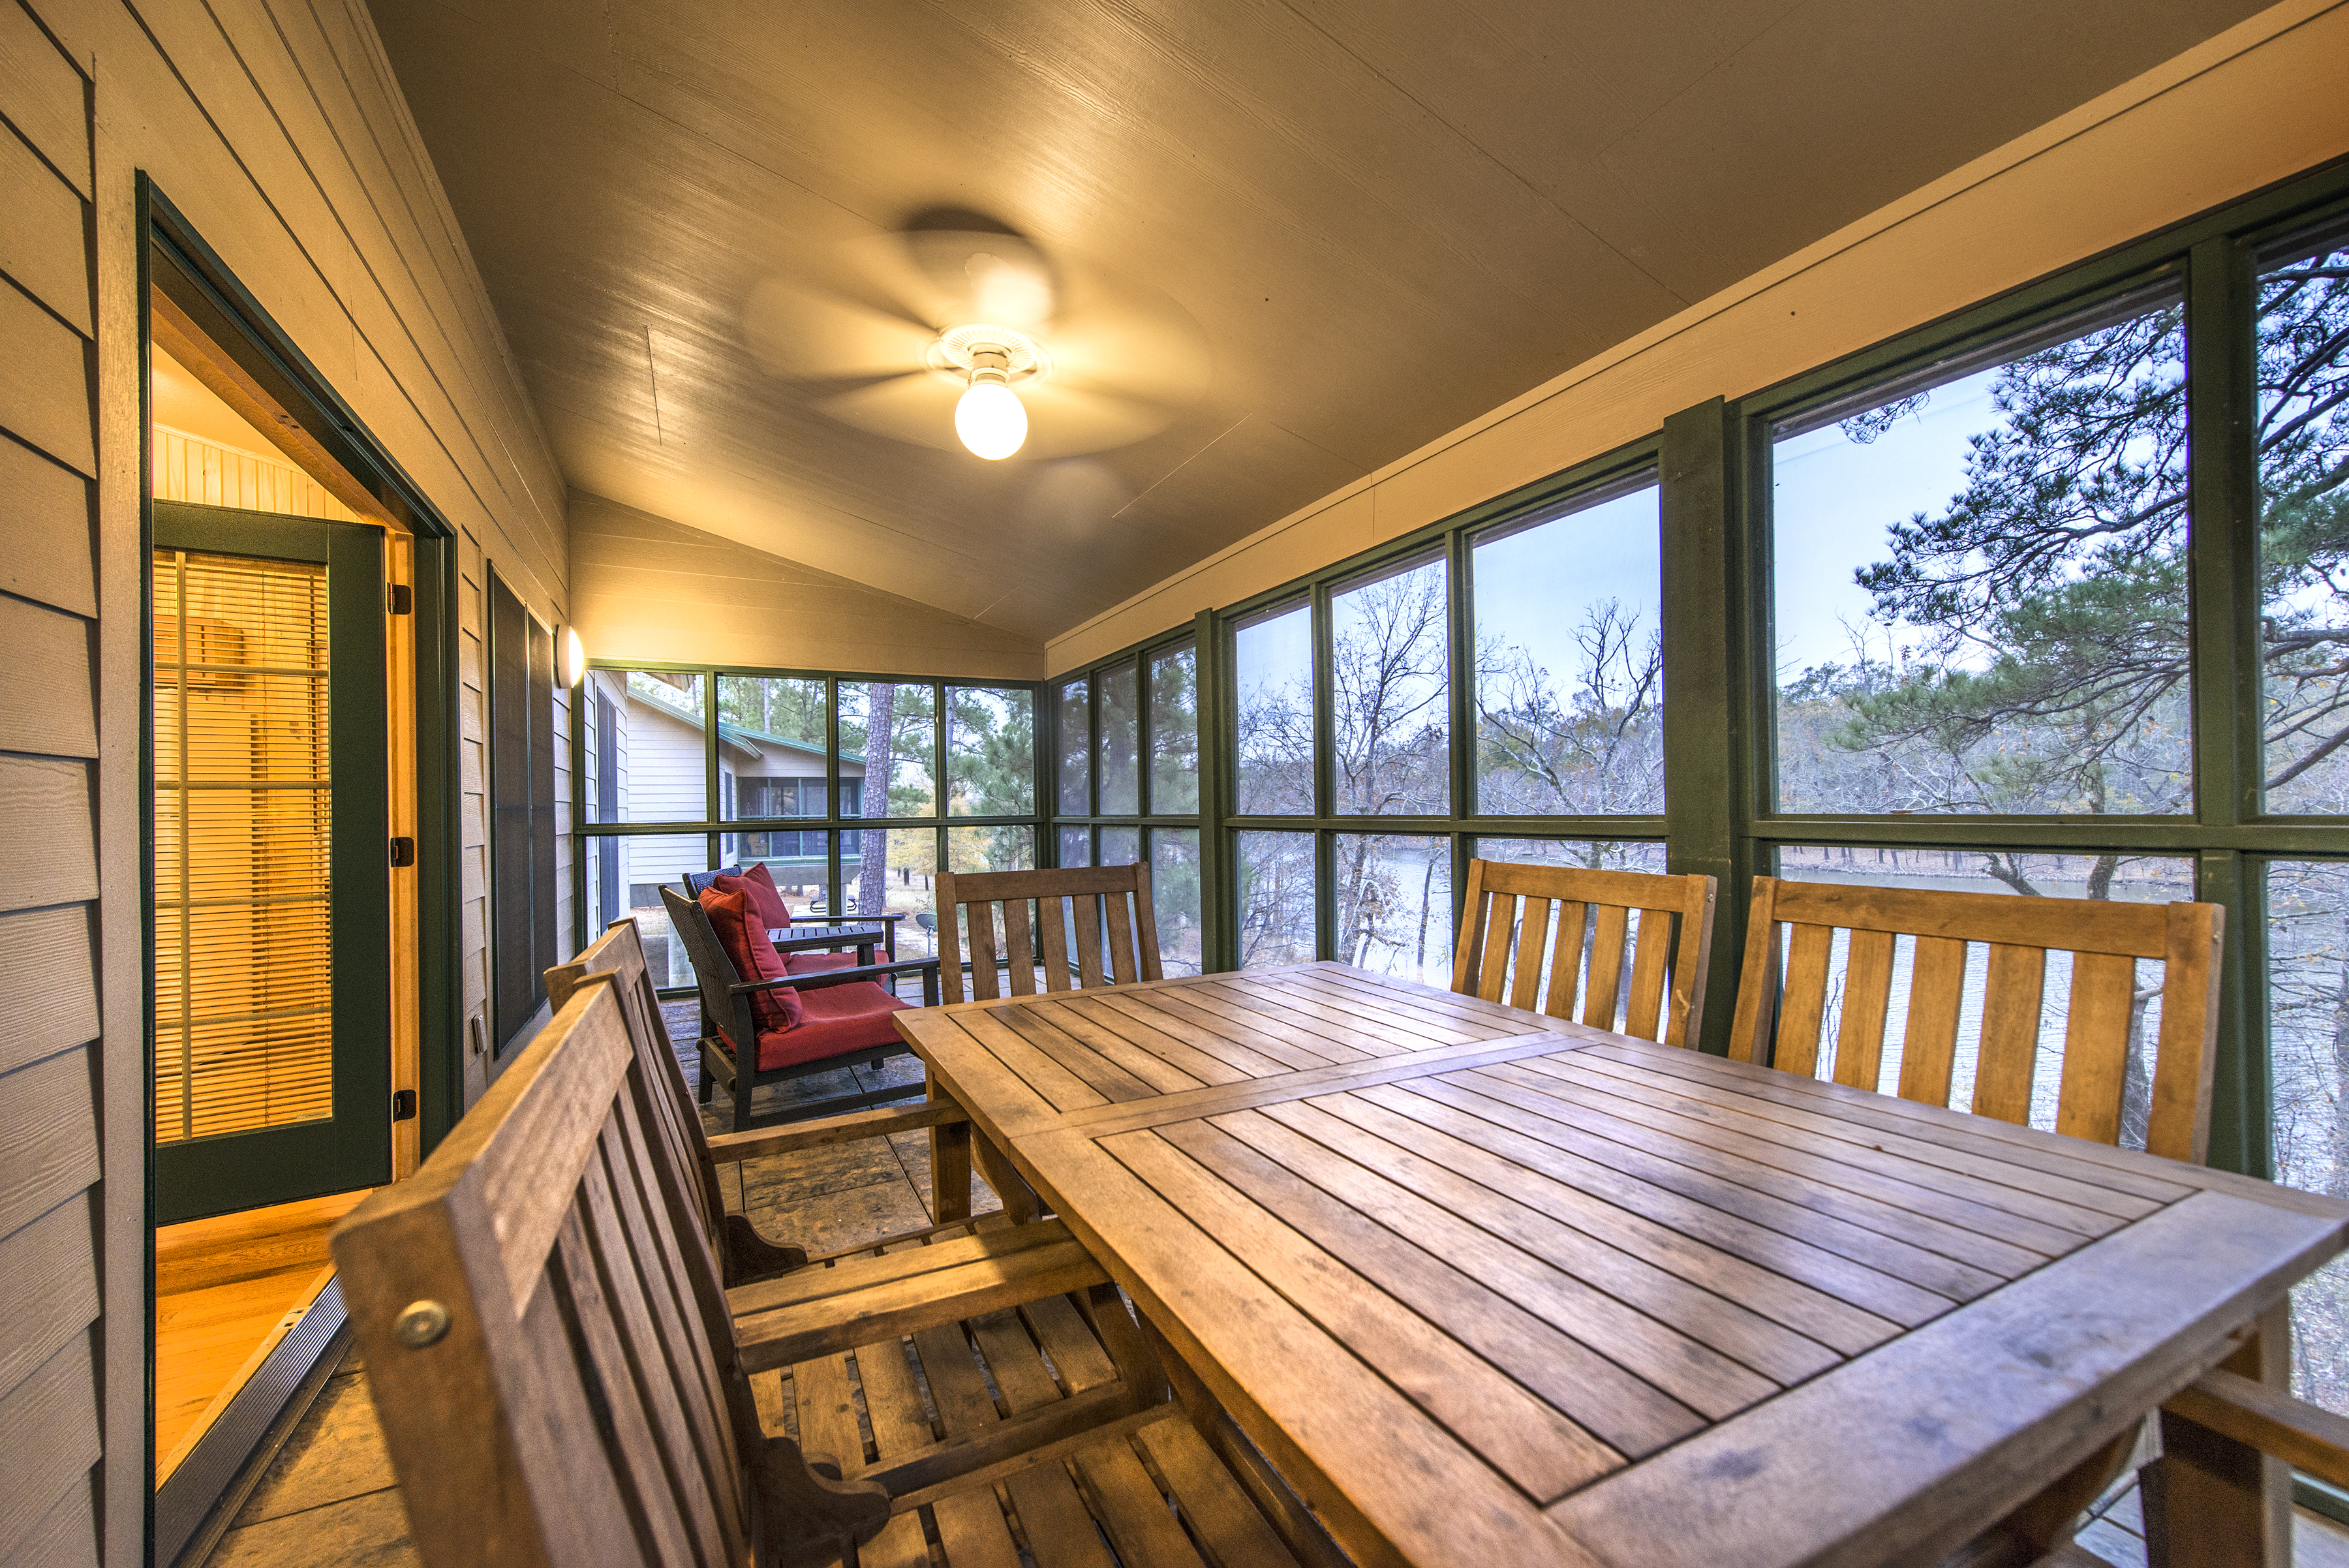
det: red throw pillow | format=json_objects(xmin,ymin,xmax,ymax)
[
  {"xmin": 712, "ymin": 870, "xmax": 789, "ymax": 934},
  {"xmin": 696, "ymin": 886, "xmax": 803, "ymax": 1034},
  {"xmin": 743, "ymin": 863, "xmax": 793, "ymax": 929}
]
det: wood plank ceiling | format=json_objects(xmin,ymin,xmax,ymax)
[{"xmin": 367, "ymin": 0, "xmax": 2267, "ymax": 647}]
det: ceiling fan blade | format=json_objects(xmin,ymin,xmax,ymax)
[
  {"xmin": 815, "ymin": 371, "xmax": 962, "ymax": 450},
  {"xmin": 743, "ymin": 276, "xmax": 937, "ymax": 379},
  {"xmin": 1034, "ymin": 272, "xmax": 1211, "ymax": 408},
  {"xmin": 761, "ymin": 224, "xmax": 1210, "ymax": 458},
  {"xmin": 1015, "ymin": 380, "xmax": 1182, "ymax": 459}
]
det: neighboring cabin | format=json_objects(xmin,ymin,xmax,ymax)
[{"xmin": 580, "ymin": 672, "xmax": 867, "ymax": 926}]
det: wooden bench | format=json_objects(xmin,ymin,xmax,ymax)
[
  {"xmin": 334, "ymin": 974, "xmax": 1309, "ymax": 1566},
  {"xmin": 545, "ymin": 919, "xmax": 1167, "ymax": 1466}
]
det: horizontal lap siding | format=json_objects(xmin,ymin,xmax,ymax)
[
  {"xmin": 5, "ymin": 0, "xmax": 575, "ymax": 1554},
  {"xmin": 0, "ymin": 8, "xmax": 100, "ymax": 1561}
]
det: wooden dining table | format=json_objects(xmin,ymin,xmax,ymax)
[{"xmin": 893, "ymin": 961, "xmax": 2349, "ymax": 1568}]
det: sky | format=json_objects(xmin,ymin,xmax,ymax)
[
  {"xmin": 1231, "ymin": 365, "xmax": 2011, "ymax": 707},
  {"xmin": 1770, "ymin": 365, "xmax": 2005, "ymax": 682}
]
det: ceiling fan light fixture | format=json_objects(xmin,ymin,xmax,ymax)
[{"xmin": 955, "ymin": 345, "xmax": 1027, "ymax": 459}]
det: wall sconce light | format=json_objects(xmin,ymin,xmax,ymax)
[{"xmin": 560, "ymin": 626, "xmax": 586, "ymax": 688}]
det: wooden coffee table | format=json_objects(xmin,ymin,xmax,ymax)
[{"xmin": 897, "ymin": 961, "xmax": 2349, "ymax": 1568}]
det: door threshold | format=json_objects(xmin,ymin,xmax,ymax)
[
  {"xmin": 155, "ymin": 1274, "xmax": 350, "ymax": 1568},
  {"xmin": 157, "ymin": 1263, "xmax": 336, "ymax": 1484}
]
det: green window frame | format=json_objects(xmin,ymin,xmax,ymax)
[{"xmin": 574, "ymin": 664, "xmax": 1046, "ymax": 993}]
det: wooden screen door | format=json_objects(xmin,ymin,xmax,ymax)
[{"xmin": 151, "ymin": 502, "xmax": 392, "ymax": 1225}]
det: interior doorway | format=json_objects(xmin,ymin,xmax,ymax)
[{"xmin": 145, "ymin": 269, "xmax": 416, "ymax": 1492}]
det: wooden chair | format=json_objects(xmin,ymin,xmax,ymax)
[
  {"xmin": 1723, "ymin": 876, "xmax": 2349, "ymax": 1563},
  {"xmin": 1451, "ymin": 859, "xmax": 1717, "ymax": 1048},
  {"xmin": 1728, "ymin": 876, "xmax": 2220, "ymax": 1161},
  {"xmin": 935, "ymin": 863, "xmax": 1162, "ymax": 1004},
  {"xmin": 337, "ymin": 974, "xmax": 1308, "ymax": 1567},
  {"xmin": 661, "ymin": 884, "xmax": 940, "ymax": 1130}
]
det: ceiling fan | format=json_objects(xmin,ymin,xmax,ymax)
[{"xmin": 743, "ymin": 225, "xmax": 1210, "ymax": 461}]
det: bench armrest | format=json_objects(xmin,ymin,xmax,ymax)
[
  {"xmin": 703, "ymin": 1099, "xmax": 967, "ymax": 1167},
  {"xmin": 729, "ymin": 1220, "xmax": 1107, "ymax": 1371}
]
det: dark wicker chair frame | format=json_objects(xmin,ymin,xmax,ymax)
[
  {"xmin": 681, "ymin": 866, "xmax": 908, "ymax": 957},
  {"xmin": 660, "ymin": 885, "xmax": 941, "ymax": 1131}
]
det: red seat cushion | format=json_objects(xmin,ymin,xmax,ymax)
[
  {"xmin": 696, "ymin": 886, "xmax": 803, "ymax": 1034},
  {"xmin": 713, "ymin": 870, "xmax": 790, "ymax": 933},
  {"xmin": 752, "ymin": 981, "xmax": 910, "ymax": 1070},
  {"xmin": 783, "ymin": 951, "xmax": 858, "ymax": 976}
]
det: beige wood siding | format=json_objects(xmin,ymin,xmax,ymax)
[
  {"xmin": 0, "ymin": 8, "xmax": 101, "ymax": 1558},
  {"xmin": 0, "ymin": 0, "xmax": 574, "ymax": 1557}
]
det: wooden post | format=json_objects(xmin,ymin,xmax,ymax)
[
  {"xmin": 928, "ymin": 1073, "xmax": 973, "ymax": 1225},
  {"xmin": 2144, "ymin": 1300, "xmax": 2292, "ymax": 1568}
]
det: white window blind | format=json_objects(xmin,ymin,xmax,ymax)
[{"xmin": 153, "ymin": 548, "xmax": 334, "ymax": 1142}]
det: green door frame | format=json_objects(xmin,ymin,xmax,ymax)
[
  {"xmin": 143, "ymin": 179, "xmax": 467, "ymax": 1163},
  {"xmin": 150, "ymin": 505, "xmax": 392, "ymax": 1222}
]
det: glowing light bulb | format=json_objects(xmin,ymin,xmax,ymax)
[
  {"xmin": 561, "ymin": 626, "xmax": 587, "ymax": 688},
  {"xmin": 955, "ymin": 378, "xmax": 1026, "ymax": 459}
]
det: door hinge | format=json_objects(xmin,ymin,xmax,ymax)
[
  {"xmin": 386, "ymin": 583, "xmax": 413, "ymax": 615},
  {"xmin": 390, "ymin": 836, "xmax": 416, "ymax": 867},
  {"xmin": 391, "ymin": 1088, "xmax": 418, "ymax": 1122}
]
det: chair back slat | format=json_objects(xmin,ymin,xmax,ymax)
[
  {"xmin": 334, "ymin": 983, "xmax": 756, "ymax": 1567},
  {"xmin": 1975, "ymin": 942, "xmax": 2048, "ymax": 1124},
  {"xmin": 1004, "ymin": 898, "xmax": 1038, "ymax": 996},
  {"xmin": 939, "ymin": 865, "xmax": 1160, "ymax": 1004},
  {"xmin": 1775, "ymin": 923, "xmax": 1836, "ymax": 1078},
  {"xmin": 966, "ymin": 899, "xmax": 1002, "ymax": 1000},
  {"xmin": 1543, "ymin": 900, "xmax": 1590, "ymax": 1022},
  {"xmin": 1508, "ymin": 897, "xmax": 1551, "ymax": 1013},
  {"xmin": 1071, "ymin": 895, "xmax": 1108, "ymax": 989},
  {"xmin": 1623, "ymin": 910, "xmax": 1673, "ymax": 1041},
  {"xmin": 1474, "ymin": 884, "xmax": 1514, "ymax": 1004},
  {"xmin": 1449, "ymin": 859, "xmax": 1717, "ymax": 1047},
  {"xmin": 1104, "ymin": 892, "xmax": 1140, "ymax": 986},
  {"xmin": 1897, "ymin": 936, "xmax": 1969, "ymax": 1104},
  {"xmin": 1038, "ymin": 899, "xmax": 1072, "ymax": 991},
  {"xmin": 1727, "ymin": 877, "xmax": 1784, "ymax": 1061},
  {"xmin": 1732, "ymin": 876, "xmax": 2225, "ymax": 1165},
  {"xmin": 2151, "ymin": 902, "xmax": 2224, "ymax": 1163},
  {"xmin": 1128, "ymin": 871, "xmax": 1164, "ymax": 978},
  {"xmin": 2057, "ymin": 950, "xmax": 2138, "ymax": 1146},
  {"xmin": 1581, "ymin": 904, "xmax": 1631, "ymax": 1032},
  {"xmin": 1834, "ymin": 929, "xmax": 1897, "ymax": 1091}
]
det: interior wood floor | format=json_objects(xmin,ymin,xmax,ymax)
[{"xmin": 156, "ymin": 1189, "xmax": 371, "ymax": 1475}]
